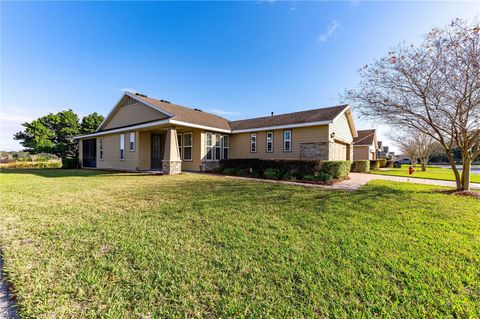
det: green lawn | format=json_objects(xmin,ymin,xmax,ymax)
[
  {"xmin": 0, "ymin": 169, "xmax": 479, "ymax": 318},
  {"xmin": 371, "ymin": 164, "xmax": 480, "ymax": 183}
]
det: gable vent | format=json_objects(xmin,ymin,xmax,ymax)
[{"xmin": 124, "ymin": 97, "xmax": 137, "ymax": 107}]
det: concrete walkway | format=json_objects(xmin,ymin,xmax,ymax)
[
  {"xmin": 339, "ymin": 173, "xmax": 480, "ymax": 191},
  {"xmin": 0, "ymin": 257, "xmax": 19, "ymax": 319},
  {"xmin": 204, "ymin": 172, "xmax": 480, "ymax": 191}
]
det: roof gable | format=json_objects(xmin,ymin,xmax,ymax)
[
  {"xmin": 353, "ymin": 129, "xmax": 377, "ymax": 146},
  {"xmin": 97, "ymin": 93, "xmax": 172, "ymax": 132}
]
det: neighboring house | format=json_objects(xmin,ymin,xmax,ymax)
[
  {"xmin": 75, "ymin": 92, "xmax": 358, "ymax": 174},
  {"xmin": 353, "ymin": 129, "xmax": 378, "ymax": 160},
  {"xmin": 377, "ymin": 143, "xmax": 394, "ymax": 159}
]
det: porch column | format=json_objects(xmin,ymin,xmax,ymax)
[{"xmin": 162, "ymin": 127, "xmax": 182, "ymax": 175}]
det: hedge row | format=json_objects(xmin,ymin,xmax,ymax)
[
  {"xmin": 218, "ymin": 159, "xmax": 351, "ymax": 181},
  {"xmin": 351, "ymin": 160, "xmax": 370, "ymax": 173},
  {"xmin": 0, "ymin": 160, "xmax": 62, "ymax": 169}
]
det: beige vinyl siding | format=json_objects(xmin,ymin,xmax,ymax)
[
  {"xmin": 102, "ymin": 102, "xmax": 168, "ymax": 130},
  {"xmin": 179, "ymin": 129, "xmax": 203, "ymax": 171},
  {"xmin": 229, "ymin": 125, "xmax": 329, "ymax": 160},
  {"xmin": 137, "ymin": 131, "xmax": 151, "ymax": 170},
  {"xmin": 353, "ymin": 145, "xmax": 370, "ymax": 160},
  {"xmin": 96, "ymin": 132, "xmax": 139, "ymax": 170},
  {"xmin": 329, "ymin": 112, "xmax": 354, "ymax": 144}
]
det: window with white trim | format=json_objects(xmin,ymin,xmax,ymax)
[
  {"xmin": 206, "ymin": 132, "xmax": 213, "ymax": 161},
  {"xmin": 215, "ymin": 134, "xmax": 222, "ymax": 160},
  {"xmin": 183, "ymin": 132, "xmax": 193, "ymax": 161},
  {"xmin": 250, "ymin": 133, "xmax": 257, "ymax": 153},
  {"xmin": 120, "ymin": 134, "xmax": 125, "ymax": 160},
  {"xmin": 129, "ymin": 132, "xmax": 136, "ymax": 151},
  {"xmin": 223, "ymin": 135, "xmax": 229, "ymax": 159},
  {"xmin": 99, "ymin": 138, "xmax": 104, "ymax": 160},
  {"xmin": 283, "ymin": 130, "xmax": 292, "ymax": 152},
  {"xmin": 266, "ymin": 132, "xmax": 273, "ymax": 152},
  {"xmin": 177, "ymin": 133, "xmax": 182, "ymax": 159}
]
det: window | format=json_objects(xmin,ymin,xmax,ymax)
[
  {"xmin": 283, "ymin": 130, "xmax": 292, "ymax": 152},
  {"xmin": 223, "ymin": 135, "xmax": 229, "ymax": 159},
  {"xmin": 206, "ymin": 132, "xmax": 213, "ymax": 161},
  {"xmin": 266, "ymin": 132, "xmax": 273, "ymax": 152},
  {"xmin": 99, "ymin": 138, "xmax": 104, "ymax": 160},
  {"xmin": 177, "ymin": 133, "xmax": 182, "ymax": 159},
  {"xmin": 250, "ymin": 133, "xmax": 257, "ymax": 153},
  {"xmin": 215, "ymin": 134, "xmax": 222, "ymax": 160},
  {"xmin": 129, "ymin": 132, "xmax": 136, "ymax": 151},
  {"xmin": 120, "ymin": 134, "xmax": 125, "ymax": 160},
  {"xmin": 183, "ymin": 132, "xmax": 193, "ymax": 161}
]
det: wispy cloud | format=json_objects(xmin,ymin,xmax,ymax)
[
  {"xmin": 208, "ymin": 109, "xmax": 241, "ymax": 117},
  {"xmin": 120, "ymin": 88, "xmax": 139, "ymax": 94},
  {"xmin": 317, "ymin": 19, "xmax": 341, "ymax": 43}
]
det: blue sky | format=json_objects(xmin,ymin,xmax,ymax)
[{"xmin": 1, "ymin": 1, "xmax": 478, "ymax": 151}]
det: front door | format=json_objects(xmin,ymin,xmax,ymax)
[
  {"xmin": 82, "ymin": 139, "xmax": 97, "ymax": 168},
  {"xmin": 151, "ymin": 134, "xmax": 164, "ymax": 169}
]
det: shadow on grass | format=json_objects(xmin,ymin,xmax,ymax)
[{"xmin": 0, "ymin": 168, "xmax": 126, "ymax": 178}]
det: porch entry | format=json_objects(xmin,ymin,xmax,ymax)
[
  {"xmin": 82, "ymin": 139, "xmax": 97, "ymax": 168},
  {"xmin": 151, "ymin": 133, "xmax": 165, "ymax": 169}
]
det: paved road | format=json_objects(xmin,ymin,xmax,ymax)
[{"xmin": 0, "ymin": 257, "xmax": 18, "ymax": 319}]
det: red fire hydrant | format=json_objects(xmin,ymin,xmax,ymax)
[{"xmin": 408, "ymin": 166, "xmax": 414, "ymax": 175}]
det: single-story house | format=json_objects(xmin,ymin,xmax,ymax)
[
  {"xmin": 75, "ymin": 92, "xmax": 358, "ymax": 174},
  {"xmin": 353, "ymin": 129, "xmax": 378, "ymax": 160}
]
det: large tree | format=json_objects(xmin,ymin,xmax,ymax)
[
  {"xmin": 14, "ymin": 110, "xmax": 104, "ymax": 160},
  {"xmin": 345, "ymin": 19, "xmax": 480, "ymax": 191},
  {"xmin": 80, "ymin": 112, "xmax": 104, "ymax": 134}
]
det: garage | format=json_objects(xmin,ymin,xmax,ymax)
[{"xmin": 332, "ymin": 141, "xmax": 349, "ymax": 160}]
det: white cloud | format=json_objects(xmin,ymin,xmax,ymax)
[
  {"xmin": 317, "ymin": 19, "xmax": 341, "ymax": 43},
  {"xmin": 120, "ymin": 88, "xmax": 138, "ymax": 94},
  {"xmin": 0, "ymin": 106, "xmax": 58, "ymax": 151},
  {"xmin": 208, "ymin": 109, "xmax": 241, "ymax": 117}
]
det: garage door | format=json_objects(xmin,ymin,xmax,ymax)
[{"xmin": 333, "ymin": 142, "xmax": 347, "ymax": 160}]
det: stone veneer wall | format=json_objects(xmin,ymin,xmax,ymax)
[
  {"xmin": 299, "ymin": 142, "xmax": 328, "ymax": 160},
  {"xmin": 162, "ymin": 160, "xmax": 182, "ymax": 175}
]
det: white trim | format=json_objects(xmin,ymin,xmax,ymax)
[
  {"xmin": 95, "ymin": 92, "xmax": 174, "ymax": 132},
  {"xmin": 168, "ymin": 120, "xmax": 230, "ymax": 133},
  {"xmin": 74, "ymin": 119, "xmax": 171, "ymax": 139},
  {"xmin": 231, "ymin": 120, "xmax": 332, "ymax": 133}
]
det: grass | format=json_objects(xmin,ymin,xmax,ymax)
[
  {"xmin": 371, "ymin": 164, "xmax": 480, "ymax": 183},
  {"xmin": 0, "ymin": 169, "xmax": 479, "ymax": 318}
]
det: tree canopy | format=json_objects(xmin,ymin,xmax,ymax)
[
  {"xmin": 345, "ymin": 19, "xmax": 480, "ymax": 191},
  {"xmin": 14, "ymin": 110, "xmax": 104, "ymax": 160}
]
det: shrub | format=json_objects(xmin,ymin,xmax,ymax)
[
  {"xmin": 211, "ymin": 167, "xmax": 223, "ymax": 174},
  {"xmin": 222, "ymin": 168, "xmax": 236, "ymax": 175},
  {"xmin": 316, "ymin": 172, "xmax": 333, "ymax": 182},
  {"xmin": 0, "ymin": 160, "xmax": 62, "ymax": 169},
  {"xmin": 236, "ymin": 168, "xmax": 250, "ymax": 177},
  {"xmin": 370, "ymin": 160, "xmax": 380, "ymax": 170},
  {"xmin": 320, "ymin": 160, "xmax": 351, "ymax": 179},
  {"xmin": 62, "ymin": 158, "xmax": 79, "ymax": 169},
  {"xmin": 219, "ymin": 159, "xmax": 321, "ymax": 179},
  {"xmin": 281, "ymin": 171, "xmax": 295, "ymax": 181},
  {"xmin": 302, "ymin": 174, "xmax": 315, "ymax": 181},
  {"xmin": 385, "ymin": 160, "xmax": 393, "ymax": 168},
  {"xmin": 378, "ymin": 158, "xmax": 387, "ymax": 168},
  {"xmin": 264, "ymin": 168, "xmax": 281, "ymax": 180},
  {"xmin": 351, "ymin": 160, "xmax": 370, "ymax": 173}
]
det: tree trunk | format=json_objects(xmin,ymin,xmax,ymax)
[
  {"xmin": 446, "ymin": 151, "xmax": 462, "ymax": 190},
  {"xmin": 421, "ymin": 158, "xmax": 427, "ymax": 171},
  {"xmin": 461, "ymin": 158, "xmax": 471, "ymax": 191}
]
